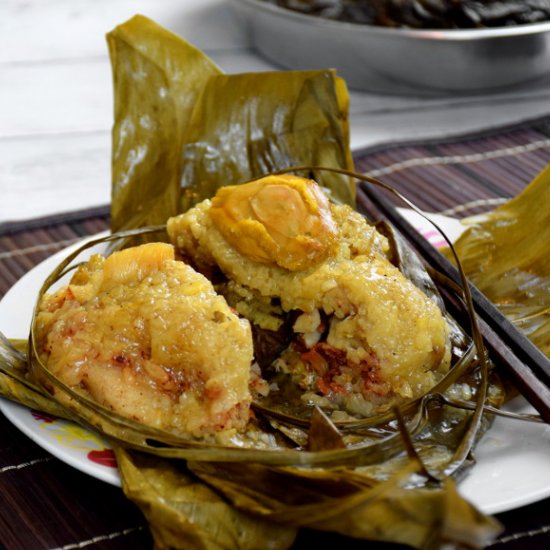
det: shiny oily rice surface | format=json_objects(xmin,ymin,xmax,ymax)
[
  {"xmin": 34, "ymin": 243, "xmax": 253, "ymax": 438},
  {"xmin": 168, "ymin": 198, "xmax": 451, "ymax": 409}
]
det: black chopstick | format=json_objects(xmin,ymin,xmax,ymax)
[
  {"xmin": 356, "ymin": 181, "xmax": 550, "ymax": 423},
  {"xmin": 437, "ymin": 282, "xmax": 550, "ymax": 422}
]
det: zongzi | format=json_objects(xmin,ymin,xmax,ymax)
[
  {"xmin": 33, "ymin": 242, "xmax": 256, "ymax": 439},
  {"xmin": 168, "ymin": 174, "xmax": 452, "ymax": 419}
]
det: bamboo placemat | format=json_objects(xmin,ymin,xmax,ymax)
[
  {"xmin": 2, "ymin": 117, "xmax": 550, "ymax": 549},
  {"xmin": 354, "ymin": 115, "xmax": 550, "ymax": 216}
]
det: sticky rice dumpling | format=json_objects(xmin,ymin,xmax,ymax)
[
  {"xmin": 168, "ymin": 175, "xmax": 451, "ymax": 417},
  {"xmin": 33, "ymin": 242, "xmax": 254, "ymax": 438}
]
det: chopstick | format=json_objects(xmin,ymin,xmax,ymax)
[{"xmin": 356, "ymin": 180, "xmax": 550, "ymax": 424}]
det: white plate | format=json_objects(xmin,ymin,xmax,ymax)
[
  {"xmin": 1, "ymin": 216, "xmax": 550, "ymax": 514},
  {"xmin": 0, "ymin": 233, "xmax": 120, "ymax": 487}
]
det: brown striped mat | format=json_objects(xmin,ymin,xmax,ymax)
[
  {"xmin": 1, "ymin": 117, "xmax": 550, "ymax": 550},
  {"xmin": 354, "ymin": 115, "xmax": 550, "ymax": 216},
  {"xmin": 3, "ymin": 116, "xmax": 550, "ymax": 296}
]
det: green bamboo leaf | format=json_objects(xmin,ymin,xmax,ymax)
[
  {"xmin": 107, "ymin": 15, "xmax": 355, "ymax": 238},
  {"xmin": 447, "ymin": 164, "xmax": 550, "ymax": 356},
  {"xmin": 189, "ymin": 460, "xmax": 502, "ymax": 549},
  {"xmin": 177, "ymin": 70, "xmax": 355, "ymax": 211},
  {"xmin": 107, "ymin": 14, "xmax": 223, "ymax": 233},
  {"xmin": 113, "ymin": 446, "xmax": 297, "ymax": 550}
]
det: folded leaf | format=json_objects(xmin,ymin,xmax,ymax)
[
  {"xmin": 113, "ymin": 446, "xmax": 297, "ymax": 550},
  {"xmin": 447, "ymin": 164, "xmax": 550, "ymax": 356},
  {"xmin": 107, "ymin": 15, "xmax": 355, "ymax": 236},
  {"xmin": 188, "ymin": 460, "xmax": 502, "ymax": 549},
  {"xmin": 178, "ymin": 70, "xmax": 355, "ymax": 212},
  {"xmin": 107, "ymin": 14, "xmax": 223, "ymax": 233}
]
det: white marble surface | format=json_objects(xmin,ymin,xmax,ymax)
[{"xmin": 3, "ymin": 0, "xmax": 550, "ymax": 223}]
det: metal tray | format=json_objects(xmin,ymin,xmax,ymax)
[{"xmin": 228, "ymin": 0, "xmax": 550, "ymax": 95}]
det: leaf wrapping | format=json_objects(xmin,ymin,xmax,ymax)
[{"xmin": 447, "ymin": 164, "xmax": 550, "ymax": 356}]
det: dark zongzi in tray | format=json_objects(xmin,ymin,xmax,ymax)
[{"xmin": 266, "ymin": 0, "xmax": 550, "ymax": 28}]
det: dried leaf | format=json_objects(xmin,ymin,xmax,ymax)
[
  {"xmin": 106, "ymin": 15, "xmax": 355, "ymax": 238},
  {"xmin": 306, "ymin": 406, "xmax": 346, "ymax": 451},
  {"xmin": 189, "ymin": 460, "xmax": 502, "ymax": 549},
  {"xmin": 447, "ymin": 164, "xmax": 550, "ymax": 356},
  {"xmin": 114, "ymin": 446, "xmax": 297, "ymax": 550}
]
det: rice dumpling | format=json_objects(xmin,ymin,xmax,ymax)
[
  {"xmin": 33, "ymin": 242, "xmax": 255, "ymax": 439},
  {"xmin": 168, "ymin": 175, "xmax": 452, "ymax": 418}
]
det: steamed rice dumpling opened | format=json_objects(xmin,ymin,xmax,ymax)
[
  {"xmin": 168, "ymin": 175, "xmax": 451, "ymax": 417},
  {"xmin": 33, "ymin": 243, "xmax": 254, "ymax": 438}
]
